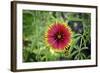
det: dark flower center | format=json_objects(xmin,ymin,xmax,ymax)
[
  {"xmin": 54, "ymin": 32, "xmax": 63, "ymax": 40},
  {"xmin": 57, "ymin": 34, "xmax": 62, "ymax": 39}
]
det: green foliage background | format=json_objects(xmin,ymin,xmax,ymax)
[{"xmin": 23, "ymin": 10, "xmax": 91, "ymax": 62}]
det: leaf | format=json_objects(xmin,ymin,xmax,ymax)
[
  {"xmin": 81, "ymin": 53, "xmax": 86, "ymax": 59},
  {"xmin": 72, "ymin": 33, "xmax": 82, "ymax": 38},
  {"xmin": 81, "ymin": 47, "xmax": 88, "ymax": 51},
  {"xmin": 70, "ymin": 50, "xmax": 78, "ymax": 57}
]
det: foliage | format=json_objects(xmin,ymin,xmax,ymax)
[{"xmin": 23, "ymin": 10, "xmax": 91, "ymax": 62}]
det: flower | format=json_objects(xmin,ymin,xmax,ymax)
[{"xmin": 45, "ymin": 22, "xmax": 72, "ymax": 52}]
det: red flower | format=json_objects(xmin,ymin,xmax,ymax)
[{"xmin": 45, "ymin": 22, "xmax": 72, "ymax": 52}]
